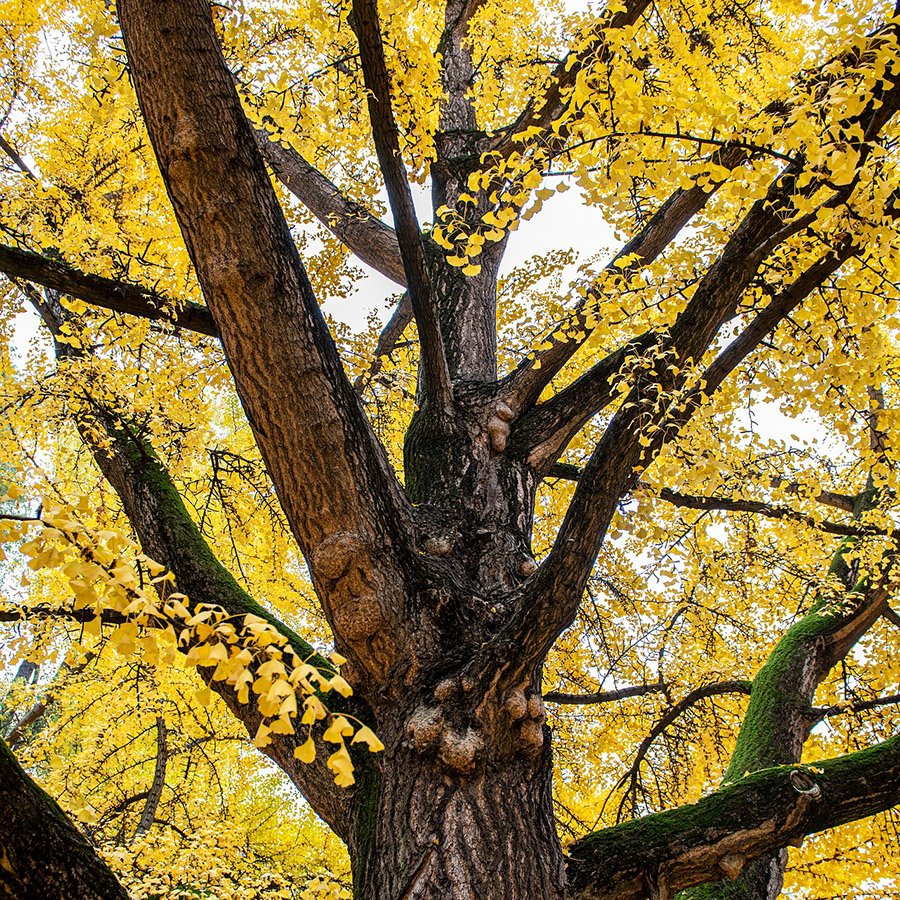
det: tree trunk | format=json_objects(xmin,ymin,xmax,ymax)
[{"xmin": 349, "ymin": 733, "xmax": 566, "ymax": 900}]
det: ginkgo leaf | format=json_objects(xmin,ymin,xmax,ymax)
[{"xmin": 351, "ymin": 726, "xmax": 385, "ymax": 753}]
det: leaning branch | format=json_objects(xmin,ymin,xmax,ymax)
[
  {"xmin": 350, "ymin": 0, "xmax": 453, "ymax": 413},
  {"xmin": 0, "ymin": 245, "xmax": 218, "ymax": 337},
  {"xmin": 132, "ymin": 716, "xmax": 168, "ymax": 841},
  {"xmin": 566, "ymin": 733, "xmax": 900, "ymax": 900},
  {"xmin": 27, "ymin": 290, "xmax": 353, "ymax": 839},
  {"xmin": 354, "ymin": 291, "xmax": 414, "ymax": 394},
  {"xmin": 254, "ymin": 130, "xmax": 407, "ymax": 286}
]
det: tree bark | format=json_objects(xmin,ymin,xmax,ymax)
[
  {"xmin": 8, "ymin": 3, "xmax": 896, "ymax": 898},
  {"xmin": 0, "ymin": 739, "xmax": 129, "ymax": 900},
  {"xmin": 349, "ymin": 731, "xmax": 566, "ymax": 900}
]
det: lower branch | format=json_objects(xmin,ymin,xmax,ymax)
[
  {"xmin": 567, "ymin": 733, "xmax": 900, "ymax": 900},
  {"xmin": 132, "ymin": 715, "xmax": 168, "ymax": 841},
  {"xmin": 0, "ymin": 738, "xmax": 129, "ymax": 899}
]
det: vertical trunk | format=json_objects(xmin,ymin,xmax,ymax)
[{"xmin": 349, "ymin": 732, "xmax": 566, "ymax": 900}]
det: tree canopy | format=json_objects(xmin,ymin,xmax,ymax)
[{"xmin": 0, "ymin": 0, "xmax": 899, "ymax": 897}]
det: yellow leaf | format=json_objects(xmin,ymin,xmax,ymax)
[
  {"xmin": 294, "ymin": 737, "xmax": 316, "ymax": 763},
  {"xmin": 323, "ymin": 715, "xmax": 354, "ymax": 744},
  {"xmin": 351, "ymin": 726, "xmax": 384, "ymax": 753}
]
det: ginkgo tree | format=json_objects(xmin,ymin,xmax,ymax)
[{"xmin": 1, "ymin": 0, "xmax": 900, "ymax": 896}]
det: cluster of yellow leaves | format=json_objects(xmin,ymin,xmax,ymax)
[
  {"xmin": 3, "ymin": 644, "xmax": 352, "ymax": 899},
  {"xmin": 0, "ymin": 485, "xmax": 382, "ymax": 788}
]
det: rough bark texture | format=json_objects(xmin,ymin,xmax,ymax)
[
  {"xmin": 349, "ymin": 732, "xmax": 565, "ymax": 899},
  {"xmin": 0, "ymin": 739, "xmax": 129, "ymax": 900},
  {"xmin": 4, "ymin": 1, "xmax": 900, "ymax": 898}
]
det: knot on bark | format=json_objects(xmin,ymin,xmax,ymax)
[
  {"xmin": 311, "ymin": 532, "xmax": 368, "ymax": 581},
  {"xmin": 789, "ymin": 769, "xmax": 822, "ymax": 798},
  {"xmin": 485, "ymin": 401, "xmax": 514, "ymax": 453},
  {"xmin": 423, "ymin": 535, "xmax": 454, "ymax": 557},
  {"xmin": 311, "ymin": 533, "xmax": 395, "ymax": 670},
  {"xmin": 482, "ymin": 686, "xmax": 547, "ymax": 757},
  {"xmin": 718, "ymin": 852, "xmax": 746, "ymax": 880},
  {"xmin": 404, "ymin": 705, "xmax": 484, "ymax": 773},
  {"xmin": 332, "ymin": 592, "xmax": 385, "ymax": 641},
  {"xmin": 439, "ymin": 727, "xmax": 484, "ymax": 774}
]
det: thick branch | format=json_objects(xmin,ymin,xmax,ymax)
[
  {"xmin": 350, "ymin": 0, "xmax": 453, "ymax": 412},
  {"xmin": 0, "ymin": 244, "xmax": 218, "ymax": 337},
  {"xmin": 253, "ymin": 130, "xmax": 406, "ymax": 286},
  {"xmin": 0, "ymin": 738, "xmax": 129, "ymax": 899},
  {"xmin": 516, "ymin": 219, "xmax": 877, "ymax": 673},
  {"xmin": 0, "ymin": 604, "xmax": 127, "ymax": 626},
  {"xmin": 514, "ymin": 161, "xmax": 815, "ymax": 669},
  {"xmin": 566, "ymin": 733, "xmax": 900, "ymax": 900},
  {"xmin": 117, "ymin": 0, "xmax": 416, "ymax": 673},
  {"xmin": 676, "ymin": 475, "xmax": 891, "ymax": 899}
]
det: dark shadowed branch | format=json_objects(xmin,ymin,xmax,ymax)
[
  {"xmin": 350, "ymin": 0, "xmax": 453, "ymax": 413},
  {"xmin": 544, "ymin": 680, "xmax": 667, "ymax": 706},
  {"xmin": 0, "ymin": 738, "xmax": 129, "ymax": 899},
  {"xmin": 0, "ymin": 244, "xmax": 218, "ymax": 337}
]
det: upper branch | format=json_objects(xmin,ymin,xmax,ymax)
[
  {"xmin": 116, "ymin": 0, "xmax": 417, "ymax": 667},
  {"xmin": 487, "ymin": 0, "xmax": 652, "ymax": 160},
  {"xmin": 0, "ymin": 244, "xmax": 218, "ymax": 337},
  {"xmin": 253, "ymin": 130, "xmax": 407, "ymax": 286},
  {"xmin": 350, "ymin": 0, "xmax": 453, "ymax": 413},
  {"xmin": 566, "ymin": 733, "xmax": 900, "ymax": 900},
  {"xmin": 649, "ymin": 486, "xmax": 867, "ymax": 539},
  {"xmin": 547, "ymin": 464, "xmax": 861, "ymax": 518},
  {"xmin": 500, "ymin": 19, "xmax": 900, "ymax": 412},
  {"xmin": 511, "ymin": 161, "xmax": 816, "ymax": 667}
]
